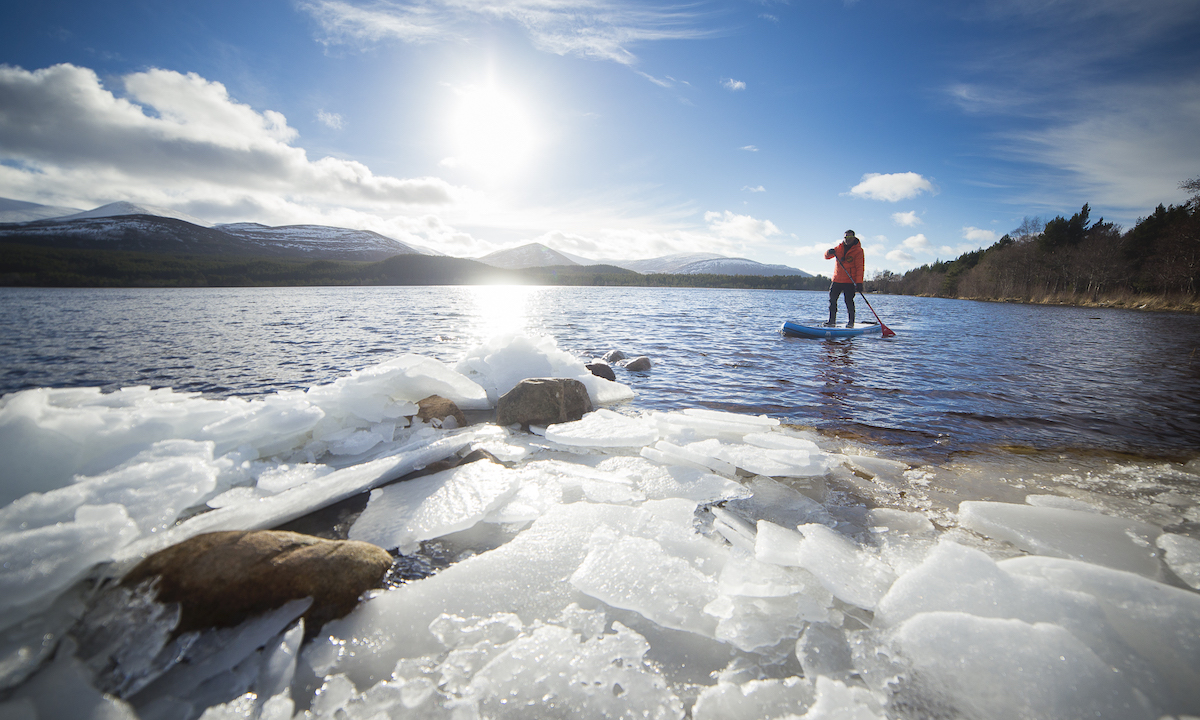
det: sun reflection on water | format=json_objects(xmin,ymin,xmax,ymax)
[{"xmin": 467, "ymin": 284, "xmax": 537, "ymax": 338}]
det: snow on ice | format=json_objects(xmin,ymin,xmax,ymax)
[{"xmin": 0, "ymin": 333, "xmax": 1198, "ymax": 719}]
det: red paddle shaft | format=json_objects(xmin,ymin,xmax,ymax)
[{"xmin": 834, "ymin": 253, "xmax": 896, "ymax": 337}]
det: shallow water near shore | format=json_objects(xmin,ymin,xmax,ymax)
[
  {"xmin": 1, "ymin": 286, "xmax": 1199, "ymax": 719},
  {"xmin": 3, "ymin": 285, "xmax": 1199, "ymax": 459}
]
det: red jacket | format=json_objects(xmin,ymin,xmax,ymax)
[{"xmin": 825, "ymin": 240, "xmax": 864, "ymax": 284}]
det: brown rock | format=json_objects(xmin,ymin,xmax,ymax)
[
  {"xmin": 122, "ymin": 530, "xmax": 392, "ymax": 635},
  {"xmin": 496, "ymin": 377, "xmax": 593, "ymax": 429},
  {"xmin": 585, "ymin": 362, "xmax": 616, "ymax": 382},
  {"xmin": 417, "ymin": 395, "xmax": 468, "ymax": 429}
]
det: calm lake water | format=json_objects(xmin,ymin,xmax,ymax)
[{"xmin": 2, "ymin": 286, "xmax": 1199, "ymax": 459}]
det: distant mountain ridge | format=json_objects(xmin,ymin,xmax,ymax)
[{"xmin": 1, "ymin": 198, "xmax": 810, "ymax": 276}]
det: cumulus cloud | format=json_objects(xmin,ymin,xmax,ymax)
[
  {"xmin": 902, "ymin": 234, "xmax": 931, "ymax": 251},
  {"xmin": 317, "ymin": 109, "xmax": 344, "ymax": 129},
  {"xmin": 723, "ymin": 78, "xmax": 746, "ymax": 91},
  {"xmin": 962, "ymin": 226, "xmax": 999, "ymax": 243},
  {"xmin": 846, "ymin": 172, "xmax": 936, "ymax": 202},
  {"xmin": 300, "ymin": 0, "xmax": 713, "ymax": 66},
  {"xmin": 892, "ymin": 210, "xmax": 922, "ymax": 226},
  {"xmin": 0, "ymin": 63, "xmax": 454, "ymax": 219},
  {"xmin": 886, "ymin": 248, "xmax": 916, "ymax": 264}
]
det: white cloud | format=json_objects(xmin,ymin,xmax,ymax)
[
  {"xmin": 962, "ymin": 226, "xmax": 999, "ymax": 243},
  {"xmin": 723, "ymin": 78, "xmax": 746, "ymax": 91},
  {"xmin": 902, "ymin": 234, "xmax": 930, "ymax": 251},
  {"xmin": 892, "ymin": 210, "xmax": 922, "ymax": 226},
  {"xmin": 300, "ymin": 0, "xmax": 713, "ymax": 66},
  {"xmin": 846, "ymin": 172, "xmax": 936, "ymax": 202},
  {"xmin": 741, "ymin": 145, "xmax": 759, "ymax": 152},
  {"xmin": 703, "ymin": 210, "xmax": 781, "ymax": 243},
  {"xmin": 743, "ymin": 185, "xmax": 766, "ymax": 192},
  {"xmin": 0, "ymin": 64, "xmax": 455, "ymax": 218},
  {"xmin": 317, "ymin": 109, "xmax": 344, "ymax": 129},
  {"xmin": 886, "ymin": 248, "xmax": 916, "ymax": 264}
]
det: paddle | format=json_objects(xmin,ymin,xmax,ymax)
[{"xmin": 833, "ymin": 253, "xmax": 896, "ymax": 337}]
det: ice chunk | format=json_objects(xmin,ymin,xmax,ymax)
[
  {"xmin": 454, "ymin": 333, "xmax": 633, "ymax": 406},
  {"xmin": 724, "ymin": 476, "xmax": 832, "ymax": 528},
  {"xmin": 891, "ymin": 612, "xmax": 1157, "ymax": 720},
  {"xmin": 711, "ymin": 507, "xmax": 758, "ymax": 554},
  {"xmin": 642, "ymin": 440, "xmax": 737, "ymax": 476},
  {"xmin": 1000, "ymin": 554, "xmax": 1200, "ymax": 713},
  {"xmin": 958, "ymin": 501, "xmax": 1163, "ymax": 579},
  {"xmin": 570, "ymin": 524, "xmax": 721, "ymax": 637},
  {"xmin": 8, "ymin": 638, "xmax": 139, "ymax": 720},
  {"xmin": 543, "ymin": 408, "xmax": 658, "ymax": 448},
  {"xmin": 842, "ymin": 454, "xmax": 907, "ymax": 482},
  {"xmin": 654, "ymin": 410, "xmax": 778, "ymax": 444},
  {"xmin": 686, "ymin": 439, "xmax": 829, "ymax": 478},
  {"xmin": 706, "ymin": 558, "xmax": 833, "ymax": 652},
  {"xmin": 692, "ymin": 677, "xmax": 816, "ymax": 720},
  {"xmin": 0, "ymin": 440, "xmax": 219, "ymax": 538},
  {"xmin": 795, "ymin": 623, "xmax": 854, "ymax": 682},
  {"xmin": 1156, "ymin": 533, "xmax": 1200, "ymax": 589},
  {"xmin": 1025, "ymin": 493, "xmax": 1105, "ymax": 513},
  {"xmin": 743, "ymin": 431, "xmax": 821, "ymax": 452},
  {"xmin": 117, "ymin": 431, "xmax": 475, "ymax": 562},
  {"xmin": 596, "ymin": 456, "xmax": 750, "ymax": 504},
  {"xmin": 866, "ymin": 508, "xmax": 938, "ymax": 576},
  {"xmin": 0, "ymin": 504, "xmax": 139, "ymax": 624},
  {"xmin": 348, "ymin": 460, "xmax": 521, "ymax": 553},
  {"xmin": 305, "ymin": 354, "xmax": 490, "ymax": 415},
  {"xmin": 754, "ymin": 522, "xmax": 896, "ymax": 610}
]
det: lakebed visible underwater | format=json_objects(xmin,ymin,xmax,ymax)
[{"xmin": 1, "ymin": 285, "xmax": 1198, "ymax": 719}]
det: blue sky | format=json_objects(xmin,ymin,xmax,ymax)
[{"xmin": 1, "ymin": 0, "xmax": 1198, "ymax": 276}]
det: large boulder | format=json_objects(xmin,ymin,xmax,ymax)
[
  {"xmin": 585, "ymin": 362, "xmax": 616, "ymax": 382},
  {"xmin": 496, "ymin": 377, "xmax": 593, "ymax": 429},
  {"xmin": 121, "ymin": 530, "xmax": 392, "ymax": 634}
]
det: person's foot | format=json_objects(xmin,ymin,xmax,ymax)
[{"xmin": 846, "ymin": 322, "xmax": 854, "ymax": 328}]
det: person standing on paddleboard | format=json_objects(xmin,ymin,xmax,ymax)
[{"xmin": 825, "ymin": 230, "xmax": 865, "ymax": 327}]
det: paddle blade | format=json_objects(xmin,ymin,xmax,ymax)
[{"xmin": 880, "ymin": 323, "xmax": 896, "ymax": 338}]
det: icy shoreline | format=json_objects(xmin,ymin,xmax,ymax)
[{"xmin": 1, "ymin": 333, "xmax": 1199, "ymax": 719}]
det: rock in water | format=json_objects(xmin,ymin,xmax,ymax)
[
  {"xmin": 602, "ymin": 350, "xmax": 626, "ymax": 363},
  {"xmin": 621, "ymin": 356, "xmax": 652, "ymax": 371},
  {"xmin": 417, "ymin": 394, "xmax": 468, "ymax": 429},
  {"xmin": 585, "ymin": 362, "xmax": 617, "ymax": 382},
  {"xmin": 121, "ymin": 530, "xmax": 392, "ymax": 634},
  {"xmin": 496, "ymin": 378, "xmax": 593, "ymax": 429}
]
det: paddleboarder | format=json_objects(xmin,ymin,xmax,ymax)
[{"xmin": 825, "ymin": 230, "xmax": 865, "ymax": 327}]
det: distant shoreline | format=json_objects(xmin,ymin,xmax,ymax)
[{"xmin": 878, "ymin": 290, "xmax": 1200, "ymax": 314}]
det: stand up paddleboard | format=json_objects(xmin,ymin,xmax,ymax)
[{"xmin": 780, "ymin": 321, "xmax": 882, "ymax": 339}]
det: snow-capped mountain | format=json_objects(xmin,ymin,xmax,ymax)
[
  {"xmin": 672, "ymin": 257, "xmax": 812, "ymax": 277},
  {"xmin": 611, "ymin": 253, "xmax": 726, "ymax": 274},
  {"xmin": 216, "ymin": 223, "xmax": 436, "ymax": 260},
  {"xmin": 477, "ymin": 243, "xmax": 579, "ymax": 269},
  {"xmin": 0, "ymin": 198, "xmax": 82, "ymax": 224},
  {"xmin": 57, "ymin": 201, "xmax": 215, "ymax": 228}
]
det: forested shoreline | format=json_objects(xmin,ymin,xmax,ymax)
[{"xmin": 868, "ymin": 179, "xmax": 1200, "ymax": 312}]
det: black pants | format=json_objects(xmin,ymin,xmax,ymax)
[{"xmin": 828, "ymin": 282, "xmax": 856, "ymax": 322}]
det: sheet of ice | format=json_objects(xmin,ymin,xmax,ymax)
[
  {"xmin": 685, "ymin": 438, "xmax": 830, "ymax": 478},
  {"xmin": 348, "ymin": 460, "xmax": 522, "ymax": 553},
  {"xmin": 1156, "ymin": 533, "xmax": 1200, "ymax": 589},
  {"xmin": 704, "ymin": 550, "xmax": 833, "ymax": 651},
  {"xmin": 543, "ymin": 408, "xmax": 658, "ymax": 448},
  {"xmin": 653, "ymin": 410, "xmax": 778, "ymax": 444},
  {"xmin": 891, "ymin": 612, "xmax": 1157, "ymax": 720},
  {"xmin": 453, "ymin": 333, "xmax": 633, "ymax": 406},
  {"xmin": 999, "ymin": 554, "xmax": 1200, "ymax": 713},
  {"xmin": 0, "ymin": 504, "xmax": 139, "ymax": 625},
  {"xmin": 597, "ymin": 457, "xmax": 750, "ymax": 505},
  {"xmin": 865, "ymin": 508, "xmax": 939, "ymax": 576},
  {"xmin": 304, "ymin": 354, "xmax": 488, "ymax": 416},
  {"xmin": 795, "ymin": 623, "xmax": 855, "ymax": 682},
  {"xmin": 132, "ymin": 599, "xmax": 310, "ymax": 708},
  {"xmin": 753, "ymin": 522, "xmax": 896, "ymax": 610},
  {"xmin": 116, "ymin": 431, "xmax": 475, "ymax": 562},
  {"xmin": 743, "ymin": 431, "xmax": 821, "ymax": 452},
  {"xmin": 305, "ymin": 499, "xmax": 732, "ymax": 692},
  {"xmin": 958, "ymin": 500, "xmax": 1164, "ymax": 579},
  {"xmin": 8, "ymin": 638, "xmax": 139, "ymax": 720},
  {"xmin": 1025, "ymin": 493, "xmax": 1105, "ymax": 513},
  {"xmin": 642, "ymin": 440, "xmax": 737, "ymax": 476},
  {"xmin": 723, "ymin": 476, "xmax": 833, "ymax": 529},
  {"xmin": 692, "ymin": 677, "xmax": 816, "ymax": 720},
  {"xmin": 842, "ymin": 454, "xmax": 908, "ymax": 483},
  {"xmin": 0, "ymin": 439, "xmax": 219, "ymax": 536}
]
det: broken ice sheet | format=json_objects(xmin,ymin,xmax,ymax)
[
  {"xmin": 543, "ymin": 408, "xmax": 658, "ymax": 448},
  {"xmin": 349, "ymin": 460, "xmax": 522, "ymax": 553}
]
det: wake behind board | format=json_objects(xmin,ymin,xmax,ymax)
[{"xmin": 781, "ymin": 320, "xmax": 882, "ymax": 339}]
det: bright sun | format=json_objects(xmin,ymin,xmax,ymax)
[{"xmin": 448, "ymin": 84, "xmax": 536, "ymax": 180}]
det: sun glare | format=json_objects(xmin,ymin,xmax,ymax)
[{"xmin": 449, "ymin": 84, "xmax": 536, "ymax": 180}]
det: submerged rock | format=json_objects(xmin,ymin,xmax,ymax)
[
  {"xmin": 121, "ymin": 530, "xmax": 392, "ymax": 635},
  {"xmin": 496, "ymin": 377, "xmax": 593, "ymax": 429},
  {"xmin": 601, "ymin": 350, "xmax": 626, "ymax": 364}
]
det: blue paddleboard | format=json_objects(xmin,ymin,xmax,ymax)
[{"xmin": 780, "ymin": 321, "xmax": 882, "ymax": 339}]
